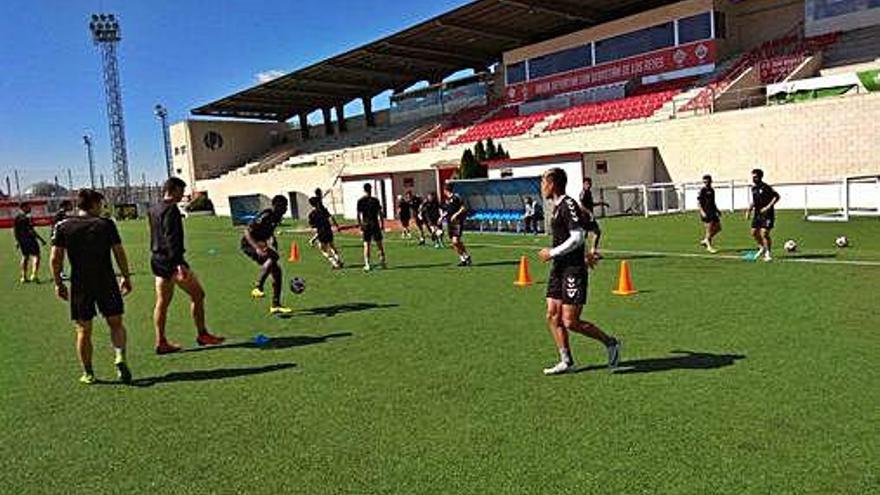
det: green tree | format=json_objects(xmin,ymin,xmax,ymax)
[
  {"xmin": 486, "ymin": 138, "xmax": 498, "ymax": 159},
  {"xmin": 474, "ymin": 140, "xmax": 487, "ymax": 162},
  {"xmin": 460, "ymin": 148, "xmax": 480, "ymax": 179},
  {"xmin": 495, "ymin": 143, "xmax": 510, "ymax": 160}
]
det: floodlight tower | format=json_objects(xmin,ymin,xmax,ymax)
[
  {"xmin": 83, "ymin": 134, "xmax": 96, "ymax": 188},
  {"xmin": 154, "ymin": 104, "xmax": 173, "ymax": 178},
  {"xmin": 89, "ymin": 14, "xmax": 130, "ymax": 200}
]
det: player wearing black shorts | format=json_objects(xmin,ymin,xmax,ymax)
[
  {"xmin": 14, "ymin": 203, "xmax": 46, "ymax": 283},
  {"xmin": 407, "ymin": 192, "xmax": 427, "ymax": 245},
  {"xmin": 149, "ymin": 178, "xmax": 225, "ymax": 354},
  {"xmin": 241, "ymin": 195, "xmax": 291, "ymax": 314},
  {"xmin": 397, "ymin": 194, "xmax": 412, "ymax": 239},
  {"xmin": 50, "ymin": 189, "xmax": 133, "ymax": 385},
  {"xmin": 419, "ymin": 192, "xmax": 444, "ymax": 248},
  {"xmin": 579, "ymin": 178, "xmax": 608, "ymax": 257},
  {"xmin": 747, "ymin": 168, "xmax": 781, "ymax": 262},
  {"xmin": 538, "ymin": 168, "xmax": 620, "ymax": 376},
  {"xmin": 308, "ymin": 188, "xmax": 340, "ymax": 247},
  {"xmin": 697, "ymin": 174, "xmax": 722, "ymax": 254},
  {"xmin": 308, "ymin": 196, "xmax": 343, "ymax": 269},
  {"xmin": 443, "ymin": 182, "xmax": 472, "ymax": 267},
  {"xmin": 356, "ymin": 183, "xmax": 387, "ymax": 271}
]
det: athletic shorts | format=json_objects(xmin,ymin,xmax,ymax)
[
  {"xmin": 70, "ymin": 280, "xmax": 124, "ymax": 322},
  {"xmin": 17, "ymin": 238, "xmax": 40, "ymax": 257},
  {"xmin": 316, "ymin": 228, "xmax": 334, "ymax": 245},
  {"xmin": 702, "ymin": 211, "xmax": 721, "ymax": 224},
  {"xmin": 400, "ymin": 215, "xmax": 411, "ymax": 227},
  {"xmin": 751, "ymin": 214, "xmax": 775, "ymax": 230},
  {"xmin": 362, "ymin": 225, "xmax": 383, "ymax": 243},
  {"xmin": 240, "ymin": 237, "xmax": 279, "ymax": 265},
  {"xmin": 547, "ymin": 267, "xmax": 588, "ymax": 306},
  {"xmin": 447, "ymin": 222, "xmax": 464, "ymax": 239},
  {"xmin": 150, "ymin": 256, "xmax": 189, "ymax": 280}
]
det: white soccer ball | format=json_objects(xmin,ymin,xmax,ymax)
[
  {"xmin": 783, "ymin": 239, "xmax": 798, "ymax": 253},
  {"xmin": 835, "ymin": 236, "xmax": 849, "ymax": 248},
  {"xmin": 289, "ymin": 277, "xmax": 306, "ymax": 294}
]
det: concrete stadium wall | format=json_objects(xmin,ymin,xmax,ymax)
[{"xmin": 196, "ymin": 92, "xmax": 880, "ymax": 217}]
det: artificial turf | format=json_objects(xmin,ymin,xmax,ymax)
[{"xmin": 1, "ymin": 211, "xmax": 878, "ymax": 494}]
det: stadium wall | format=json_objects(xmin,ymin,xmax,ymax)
[{"xmin": 196, "ymin": 93, "xmax": 880, "ymax": 218}]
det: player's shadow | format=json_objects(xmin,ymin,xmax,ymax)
[
  {"xmin": 299, "ymin": 303, "xmax": 398, "ymax": 317},
  {"xmin": 576, "ymin": 350, "xmax": 745, "ymax": 375},
  {"xmin": 130, "ymin": 363, "xmax": 297, "ymax": 387},
  {"xmin": 182, "ymin": 333, "xmax": 353, "ymax": 352},
  {"xmin": 784, "ymin": 253, "xmax": 838, "ymax": 260}
]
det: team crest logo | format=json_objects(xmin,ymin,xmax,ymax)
[
  {"xmin": 507, "ymin": 87, "xmax": 517, "ymax": 100},
  {"xmin": 204, "ymin": 131, "xmax": 224, "ymax": 151},
  {"xmin": 673, "ymin": 49, "xmax": 688, "ymax": 66},
  {"xmin": 695, "ymin": 43, "xmax": 709, "ymax": 61}
]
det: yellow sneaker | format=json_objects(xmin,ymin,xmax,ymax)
[
  {"xmin": 79, "ymin": 373, "xmax": 96, "ymax": 385},
  {"xmin": 269, "ymin": 306, "xmax": 293, "ymax": 315},
  {"xmin": 29, "ymin": 275, "xmax": 39, "ymax": 284},
  {"xmin": 19, "ymin": 276, "xmax": 26, "ymax": 284},
  {"xmin": 251, "ymin": 287, "xmax": 265, "ymax": 299}
]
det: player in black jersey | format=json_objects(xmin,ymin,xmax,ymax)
[
  {"xmin": 407, "ymin": 191, "xmax": 427, "ymax": 245},
  {"xmin": 356, "ymin": 183, "xmax": 387, "ymax": 271},
  {"xmin": 51, "ymin": 189, "xmax": 133, "ymax": 385},
  {"xmin": 149, "ymin": 178, "xmax": 226, "ymax": 354},
  {"xmin": 241, "ymin": 195, "xmax": 292, "ymax": 314},
  {"xmin": 396, "ymin": 194, "xmax": 413, "ymax": 240},
  {"xmin": 13, "ymin": 203, "xmax": 46, "ymax": 283},
  {"xmin": 579, "ymin": 178, "xmax": 609, "ymax": 257},
  {"xmin": 308, "ymin": 196, "xmax": 343, "ymax": 269},
  {"xmin": 697, "ymin": 174, "xmax": 722, "ymax": 254},
  {"xmin": 537, "ymin": 168, "xmax": 620, "ymax": 375},
  {"xmin": 443, "ymin": 182, "xmax": 472, "ymax": 266},
  {"xmin": 747, "ymin": 169, "xmax": 781, "ymax": 262},
  {"xmin": 419, "ymin": 192, "xmax": 444, "ymax": 248},
  {"xmin": 308, "ymin": 188, "xmax": 340, "ymax": 247}
]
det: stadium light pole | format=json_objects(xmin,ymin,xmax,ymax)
[
  {"xmin": 83, "ymin": 134, "xmax": 96, "ymax": 189},
  {"xmin": 154, "ymin": 104, "xmax": 173, "ymax": 179},
  {"xmin": 14, "ymin": 169, "xmax": 21, "ymax": 198},
  {"xmin": 89, "ymin": 13, "xmax": 131, "ymax": 201}
]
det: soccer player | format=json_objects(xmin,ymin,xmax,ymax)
[
  {"xmin": 697, "ymin": 174, "xmax": 722, "ymax": 254},
  {"xmin": 408, "ymin": 191, "xmax": 427, "ymax": 245},
  {"xmin": 308, "ymin": 196, "xmax": 343, "ymax": 269},
  {"xmin": 14, "ymin": 203, "xmax": 46, "ymax": 283},
  {"xmin": 537, "ymin": 168, "xmax": 621, "ymax": 376},
  {"xmin": 308, "ymin": 188, "xmax": 340, "ymax": 246},
  {"xmin": 50, "ymin": 189, "xmax": 133, "ymax": 385},
  {"xmin": 241, "ymin": 194, "xmax": 292, "ymax": 314},
  {"xmin": 396, "ymin": 194, "xmax": 412, "ymax": 239},
  {"xmin": 747, "ymin": 168, "xmax": 781, "ymax": 262},
  {"xmin": 149, "ymin": 178, "xmax": 226, "ymax": 354},
  {"xmin": 579, "ymin": 178, "xmax": 609, "ymax": 257},
  {"xmin": 443, "ymin": 182, "xmax": 472, "ymax": 266},
  {"xmin": 420, "ymin": 192, "xmax": 444, "ymax": 248},
  {"xmin": 356, "ymin": 183, "xmax": 387, "ymax": 271},
  {"xmin": 522, "ymin": 197, "xmax": 538, "ymax": 234}
]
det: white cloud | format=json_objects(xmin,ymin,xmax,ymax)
[{"xmin": 256, "ymin": 70, "xmax": 285, "ymax": 84}]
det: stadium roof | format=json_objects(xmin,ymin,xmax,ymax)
[{"xmin": 192, "ymin": 0, "xmax": 682, "ymax": 121}]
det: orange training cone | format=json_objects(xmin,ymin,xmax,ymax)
[
  {"xmin": 612, "ymin": 260, "xmax": 638, "ymax": 296},
  {"xmin": 514, "ymin": 256, "xmax": 533, "ymax": 287},
  {"xmin": 288, "ymin": 242, "xmax": 301, "ymax": 263}
]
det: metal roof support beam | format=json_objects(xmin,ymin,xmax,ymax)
[
  {"xmin": 381, "ymin": 42, "xmax": 489, "ymax": 65},
  {"xmin": 435, "ymin": 20, "xmax": 529, "ymax": 43},
  {"xmin": 499, "ymin": 0, "xmax": 604, "ymax": 23}
]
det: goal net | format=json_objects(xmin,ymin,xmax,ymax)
[{"xmin": 805, "ymin": 174, "xmax": 880, "ymax": 222}]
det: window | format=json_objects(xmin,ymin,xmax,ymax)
[
  {"xmin": 506, "ymin": 62, "xmax": 527, "ymax": 84},
  {"xmin": 528, "ymin": 44, "xmax": 591, "ymax": 80},
  {"xmin": 180, "ymin": 145, "xmax": 187, "ymax": 155},
  {"xmin": 174, "ymin": 147, "xmax": 179, "ymax": 156},
  {"xmin": 595, "ymin": 22, "xmax": 675, "ymax": 64},
  {"xmin": 678, "ymin": 12, "xmax": 712, "ymax": 44}
]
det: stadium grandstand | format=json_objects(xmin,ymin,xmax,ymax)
[{"xmin": 173, "ymin": 0, "xmax": 880, "ymax": 219}]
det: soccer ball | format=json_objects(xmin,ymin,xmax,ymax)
[
  {"xmin": 783, "ymin": 239, "xmax": 798, "ymax": 253},
  {"xmin": 289, "ymin": 277, "xmax": 306, "ymax": 294},
  {"xmin": 835, "ymin": 236, "xmax": 849, "ymax": 248}
]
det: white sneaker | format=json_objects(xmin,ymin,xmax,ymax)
[
  {"xmin": 707, "ymin": 246, "xmax": 718, "ymax": 254},
  {"xmin": 763, "ymin": 252, "xmax": 773, "ymax": 262},
  {"xmin": 699, "ymin": 239, "xmax": 709, "ymax": 247},
  {"xmin": 542, "ymin": 361, "xmax": 574, "ymax": 376},
  {"xmin": 363, "ymin": 264, "xmax": 371, "ymax": 272}
]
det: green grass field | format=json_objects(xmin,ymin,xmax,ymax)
[{"xmin": 2, "ymin": 211, "xmax": 878, "ymax": 494}]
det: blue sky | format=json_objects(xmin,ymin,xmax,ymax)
[{"xmin": 0, "ymin": 0, "xmax": 466, "ymax": 191}]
